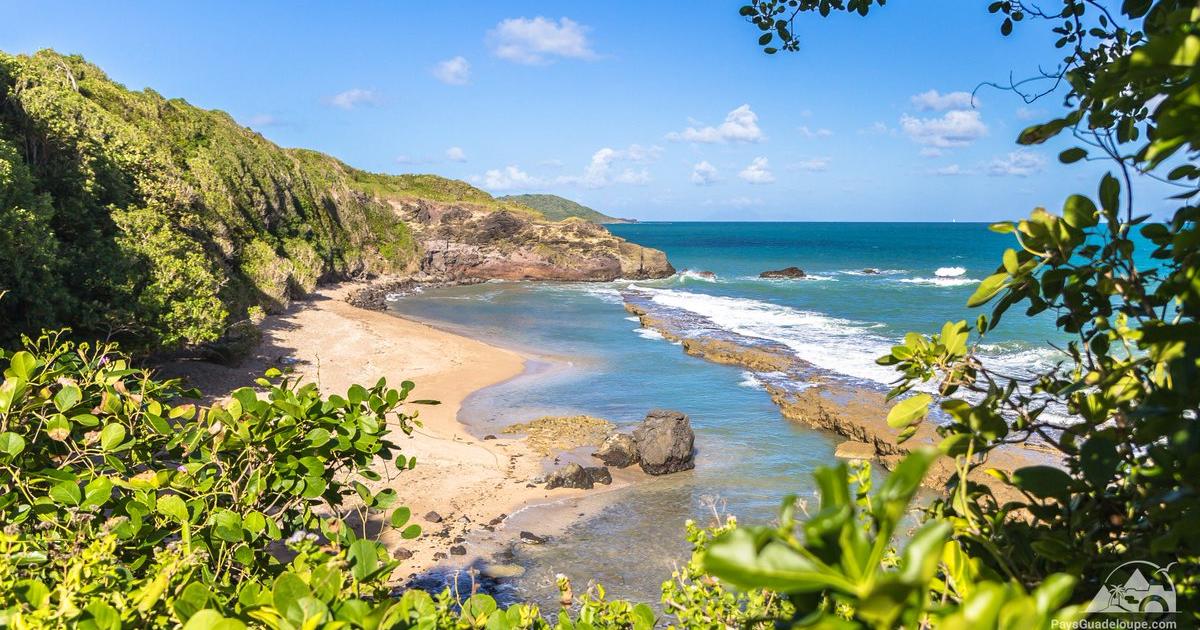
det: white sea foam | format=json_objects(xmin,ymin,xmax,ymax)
[
  {"xmin": 678, "ymin": 270, "xmax": 719, "ymax": 283},
  {"xmin": 737, "ymin": 371, "xmax": 765, "ymax": 389},
  {"xmin": 642, "ymin": 288, "xmax": 899, "ymax": 385},
  {"xmin": 935, "ymin": 266, "xmax": 967, "ymax": 277},
  {"xmin": 898, "ymin": 277, "xmax": 980, "ymax": 287},
  {"xmin": 634, "ymin": 327, "xmax": 666, "ymax": 341},
  {"xmin": 839, "ymin": 268, "xmax": 906, "ymax": 276},
  {"xmin": 624, "ymin": 316, "xmax": 640, "ymax": 322}
]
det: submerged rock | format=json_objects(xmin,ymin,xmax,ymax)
[
  {"xmin": 544, "ymin": 463, "xmax": 594, "ymax": 490},
  {"xmin": 632, "ymin": 410, "xmax": 696, "ymax": 475},
  {"xmin": 519, "ymin": 531, "xmax": 547, "ymax": 545},
  {"xmin": 759, "ymin": 266, "xmax": 807, "ymax": 279},
  {"xmin": 592, "ymin": 433, "xmax": 638, "ymax": 468},
  {"xmin": 861, "ymin": 268, "xmax": 881, "ymax": 275},
  {"xmin": 480, "ymin": 563, "xmax": 526, "ymax": 579}
]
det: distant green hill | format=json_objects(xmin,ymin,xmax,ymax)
[{"xmin": 497, "ymin": 194, "xmax": 632, "ymax": 223}]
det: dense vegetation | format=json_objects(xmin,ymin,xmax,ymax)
[
  {"xmin": 0, "ymin": 50, "xmax": 546, "ymax": 354},
  {"xmin": 497, "ymin": 194, "xmax": 628, "ymax": 224}
]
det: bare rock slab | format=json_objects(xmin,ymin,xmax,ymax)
[{"xmin": 834, "ymin": 440, "xmax": 876, "ymax": 461}]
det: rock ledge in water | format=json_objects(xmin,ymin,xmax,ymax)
[{"xmin": 759, "ymin": 266, "xmax": 806, "ymax": 279}]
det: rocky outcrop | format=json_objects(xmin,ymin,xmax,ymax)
[
  {"xmin": 592, "ymin": 433, "xmax": 638, "ymax": 468},
  {"xmin": 502, "ymin": 415, "xmax": 615, "ymax": 456},
  {"xmin": 760, "ymin": 266, "xmax": 807, "ymax": 279},
  {"xmin": 545, "ymin": 463, "xmax": 594, "ymax": 489},
  {"xmin": 632, "ymin": 410, "xmax": 696, "ymax": 475},
  {"xmin": 680, "ymin": 338, "xmax": 795, "ymax": 372},
  {"xmin": 393, "ymin": 201, "xmax": 674, "ymax": 282},
  {"xmin": 544, "ymin": 463, "xmax": 613, "ymax": 489},
  {"xmin": 861, "ymin": 268, "xmax": 881, "ymax": 275}
]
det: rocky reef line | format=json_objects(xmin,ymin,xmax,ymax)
[{"xmin": 621, "ymin": 290, "xmax": 1049, "ymax": 496}]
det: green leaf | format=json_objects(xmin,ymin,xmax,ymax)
[
  {"xmin": 99, "ymin": 423, "xmax": 126, "ymax": 451},
  {"xmin": 1058, "ymin": 147, "xmax": 1087, "ymax": 163},
  {"xmin": 348, "ymin": 539, "xmax": 379, "ymax": 581},
  {"xmin": 50, "ymin": 481, "xmax": 82, "ymax": 506},
  {"xmin": 182, "ymin": 609, "xmax": 246, "ymax": 630},
  {"xmin": 1062, "ymin": 194, "xmax": 1098, "ymax": 228},
  {"xmin": 1010, "ymin": 466, "xmax": 1074, "ymax": 500},
  {"xmin": 272, "ymin": 572, "xmax": 311, "ymax": 616},
  {"xmin": 210, "ymin": 509, "xmax": 244, "ymax": 542},
  {"xmin": 157, "ymin": 493, "xmax": 190, "ymax": 523},
  {"xmin": 0, "ymin": 432, "xmax": 26, "ymax": 459},
  {"xmin": 703, "ymin": 527, "xmax": 840, "ymax": 592},
  {"xmin": 53, "ymin": 383, "xmax": 82, "ymax": 412},
  {"xmin": 886, "ymin": 394, "xmax": 932, "ymax": 428},
  {"xmin": 967, "ymin": 273, "xmax": 1009, "ymax": 307},
  {"xmin": 390, "ymin": 506, "xmax": 411, "ymax": 528},
  {"xmin": 401, "ymin": 524, "xmax": 422, "ymax": 539},
  {"xmin": 1080, "ymin": 435, "xmax": 1121, "ymax": 488},
  {"xmin": 8, "ymin": 351, "xmax": 36, "ymax": 379}
]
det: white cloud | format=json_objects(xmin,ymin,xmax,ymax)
[
  {"xmin": 988, "ymin": 150, "xmax": 1046, "ymax": 177},
  {"xmin": 797, "ymin": 125, "xmax": 833, "ymax": 138},
  {"xmin": 932, "ymin": 164, "xmax": 970, "ymax": 176},
  {"xmin": 667, "ymin": 105, "xmax": 764, "ymax": 143},
  {"xmin": 919, "ymin": 148, "xmax": 944, "ymax": 158},
  {"xmin": 475, "ymin": 165, "xmax": 540, "ymax": 191},
  {"xmin": 487, "ymin": 17, "xmax": 596, "ymax": 65},
  {"xmin": 738, "ymin": 157, "xmax": 774, "ymax": 184},
  {"xmin": 690, "ymin": 160, "xmax": 718, "ymax": 185},
  {"xmin": 900, "ymin": 110, "xmax": 987, "ymax": 148},
  {"xmin": 432, "ymin": 56, "xmax": 471, "ymax": 85},
  {"xmin": 445, "ymin": 146, "xmax": 467, "ymax": 162},
  {"xmin": 559, "ymin": 144, "xmax": 660, "ymax": 188},
  {"xmin": 788, "ymin": 157, "xmax": 830, "ymax": 172},
  {"xmin": 329, "ymin": 88, "xmax": 379, "ymax": 110},
  {"xmin": 860, "ymin": 121, "xmax": 891, "ymax": 135},
  {"xmin": 911, "ymin": 90, "xmax": 977, "ymax": 111}
]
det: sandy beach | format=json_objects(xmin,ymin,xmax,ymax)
[{"xmin": 160, "ymin": 280, "xmax": 629, "ymax": 578}]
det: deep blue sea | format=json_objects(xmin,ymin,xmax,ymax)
[{"xmin": 387, "ymin": 222, "xmax": 1066, "ymax": 606}]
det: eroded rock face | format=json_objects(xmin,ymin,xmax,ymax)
[
  {"xmin": 545, "ymin": 463, "xmax": 594, "ymax": 489},
  {"xmin": 759, "ymin": 266, "xmax": 807, "ymax": 279},
  {"xmin": 632, "ymin": 410, "xmax": 696, "ymax": 475},
  {"xmin": 592, "ymin": 433, "xmax": 638, "ymax": 468},
  {"xmin": 394, "ymin": 200, "xmax": 674, "ymax": 281},
  {"xmin": 584, "ymin": 466, "xmax": 612, "ymax": 485}
]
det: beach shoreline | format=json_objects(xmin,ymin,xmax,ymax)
[{"xmin": 158, "ymin": 278, "xmax": 636, "ymax": 580}]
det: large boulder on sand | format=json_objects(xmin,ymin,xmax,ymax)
[
  {"xmin": 632, "ymin": 410, "xmax": 695, "ymax": 475},
  {"xmin": 592, "ymin": 433, "xmax": 638, "ymax": 468},
  {"xmin": 545, "ymin": 463, "xmax": 594, "ymax": 489}
]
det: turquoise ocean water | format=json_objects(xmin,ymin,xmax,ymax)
[{"xmin": 387, "ymin": 222, "xmax": 1066, "ymax": 606}]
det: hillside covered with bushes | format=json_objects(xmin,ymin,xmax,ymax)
[{"xmin": 0, "ymin": 50, "xmax": 578, "ymax": 352}]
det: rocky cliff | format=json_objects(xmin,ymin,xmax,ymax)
[{"xmin": 394, "ymin": 200, "xmax": 673, "ymax": 281}]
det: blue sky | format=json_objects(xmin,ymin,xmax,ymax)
[{"xmin": 1, "ymin": 1, "xmax": 1172, "ymax": 220}]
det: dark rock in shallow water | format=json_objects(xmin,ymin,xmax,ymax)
[
  {"xmin": 424, "ymin": 511, "xmax": 444, "ymax": 523},
  {"xmin": 632, "ymin": 410, "xmax": 696, "ymax": 475},
  {"xmin": 544, "ymin": 463, "xmax": 593, "ymax": 489},
  {"xmin": 862, "ymin": 268, "xmax": 881, "ymax": 275},
  {"xmin": 519, "ymin": 531, "xmax": 547, "ymax": 544},
  {"xmin": 759, "ymin": 266, "xmax": 806, "ymax": 279},
  {"xmin": 584, "ymin": 466, "xmax": 612, "ymax": 485},
  {"xmin": 592, "ymin": 433, "xmax": 638, "ymax": 468}
]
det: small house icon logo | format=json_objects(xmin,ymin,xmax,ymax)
[{"xmin": 1085, "ymin": 560, "xmax": 1176, "ymax": 614}]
